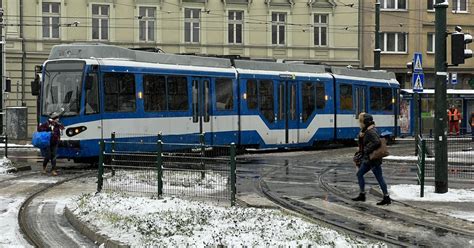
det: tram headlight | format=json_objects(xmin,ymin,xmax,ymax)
[{"xmin": 66, "ymin": 126, "xmax": 87, "ymax": 137}]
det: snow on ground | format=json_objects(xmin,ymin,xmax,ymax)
[
  {"xmin": 0, "ymin": 143, "xmax": 35, "ymax": 148},
  {"xmin": 0, "ymin": 157, "xmax": 15, "ymax": 174},
  {"xmin": 0, "ymin": 196, "xmax": 32, "ymax": 247},
  {"xmin": 69, "ymin": 193, "xmax": 385, "ymax": 247},
  {"xmin": 104, "ymin": 169, "xmax": 229, "ymax": 196},
  {"xmin": 390, "ymin": 184, "xmax": 474, "ymax": 222},
  {"xmin": 390, "ymin": 184, "xmax": 474, "ymax": 202}
]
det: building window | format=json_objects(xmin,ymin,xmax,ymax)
[
  {"xmin": 427, "ymin": 33, "xmax": 435, "ymax": 53},
  {"xmin": 139, "ymin": 7, "xmax": 156, "ymax": 42},
  {"xmin": 92, "ymin": 4, "xmax": 109, "ymax": 40},
  {"xmin": 42, "ymin": 2, "xmax": 60, "ymax": 39},
  {"xmin": 380, "ymin": 32, "xmax": 407, "ymax": 53},
  {"xmin": 452, "ymin": 0, "xmax": 468, "ymax": 12},
  {"xmin": 185, "ymin": 8, "xmax": 200, "ymax": 43},
  {"xmin": 314, "ymin": 14, "xmax": 328, "ymax": 46},
  {"xmin": 381, "ymin": 0, "xmax": 407, "ymax": 10},
  {"xmin": 272, "ymin": 12, "xmax": 286, "ymax": 45},
  {"xmin": 228, "ymin": 11, "xmax": 243, "ymax": 44},
  {"xmin": 427, "ymin": 0, "xmax": 435, "ymax": 10}
]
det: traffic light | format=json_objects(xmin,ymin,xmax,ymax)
[{"xmin": 451, "ymin": 26, "xmax": 473, "ymax": 65}]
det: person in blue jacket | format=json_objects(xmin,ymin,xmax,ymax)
[{"xmin": 37, "ymin": 112, "xmax": 64, "ymax": 176}]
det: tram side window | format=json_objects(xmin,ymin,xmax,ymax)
[
  {"xmin": 144, "ymin": 75, "xmax": 166, "ymax": 111},
  {"xmin": 85, "ymin": 73, "xmax": 99, "ymax": 114},
  {"xmin": 339, "ymin": 84, "xmax": 353, "ymax": 111},
  {"xmin": 302, "ymin": 82, "xmax": 315, "ymax": 122},
  {"xmin": 215, "ymin": 78, "xmax": 234, "ymax": 110},
  {"xmin": 382, "ymin": 88, "xmax": 393, "ymax": 111},
  {"xmin": 259, "ymin": 80, "xmax": 275, "ymax": 123},
  {"xmin": 370, "ymin": 87, "xmax": 393, "ymax": 112},
  {"xmin": 316, "ymin": 82, "xmax": 326, "ymax": 110},
  {"xmin": 104, "ymin": 73, "xmax": 136, "ymax": 112},
  {"xmin": 167, "ymin": 76, "xmax": 188, "ymax": 111},
  {"xmin": 247, "ymin": 80, "xmax": 258, "ymax": 110}
]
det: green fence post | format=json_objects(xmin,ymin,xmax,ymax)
[
  {"xmin": 157, "ymin": 138, "xmax": 163, "ymax": 197},
  {"xmin": 4, "ymin": 135, "xmax": 7, "ymax": 158},
  {"xmin": 111, "ymin": 132, "xmax": 116, "ymax": 177},
  {"xmin": 200, "ymin": 132, "xmax": 205, "ymax": 179},
  {"xmin": 230, "ymin": 143, "xmax": 236, "ymax": 206},
  {"xmin": 97, "ymin": 139, "xmax": 105, "ymax": 192},
  {"xmin": 421, "ymin": 139, "xmax": 426, "ymax": 198}
]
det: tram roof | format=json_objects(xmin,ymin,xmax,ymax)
[
  {"xmin": 234, "ymin": 60, "xmax": 327, "ymax": 74},
  {"xmin": 330, "ymin": 67, "xmax": 397, "ymax": 81},
  {"xmin": 48, "ymin": 44, "xmax": 233, "ymax": 69}
]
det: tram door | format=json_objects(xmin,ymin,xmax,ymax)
[
  {"xmin": 354, "ymin": 85, "xmax": 367, "ymax": 124},
  {"xmin": 276, "ymin": 81, "xmax": 300, "ymax": 144},
  {"xmin": 191, "ymin": 77, "xmax": 212, "ymax": 144}
]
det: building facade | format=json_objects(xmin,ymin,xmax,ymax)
[
  {"xmin": 361, "ymin": 0, "xmax": 474, "ymax": 89},
  {"xmin": 2, "ymin": 0, "xmax": 360, "ymax": 136}
]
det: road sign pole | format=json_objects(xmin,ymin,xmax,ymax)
[{"xmin": 434, "ymin": 0, "xmax": 448, "ymax": 193}]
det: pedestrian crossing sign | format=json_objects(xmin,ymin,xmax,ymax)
[
  {"xmin": 413, "ymin": 53, "xmax": 423, "ymax": 72},
  {"xmin": 412, "ymin": 73, "xmax": 424, "ymax": 92}
]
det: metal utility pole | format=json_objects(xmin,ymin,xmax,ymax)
[
  {"xmin": 374, "ymin": 0, "xmax": 381, "ymax": 70},
  {"xmin": 0, "ymin": 0, "xmax": 3, "ymax": 135},
  {"xmin": 434, "ymin": 0, "xmax": 448, "ymax": 193}
]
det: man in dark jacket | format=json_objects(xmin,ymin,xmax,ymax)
[
  {"xmin": 37, "ymin": 112, "xmax": 64, "ymax": 176},
  {"xmin": 352, "ymin": 113, "xmax": 391, "ymax": 205}
]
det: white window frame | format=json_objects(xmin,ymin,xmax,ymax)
[
  {"xmin": 381, "ymin": 0, "xmax": 408, "ymax": 11},
  {"xmin": 271, "ymin": 12, "xmax": 286, "ymax": 46},
  {"xmin": 228, "ymin": 10, "xmax": 243, "ymax": 45},
  {"xmin": 91, "ymin": 4, "xmax": 110, "ymax": 41},
  {"xmin": 427, "ymin": 0, "xmax": 436, "ymax": 12},
  {"xmin": 452, "ymin": 0, "xmax": 468, "ymax": 13},
  {"xmin": 380, "ymin": 32, "xmax": 407, "ymax": 54},
  {"xmin": 42, "ymin": 2, "xmax": 60, "ymax": 39},
  {"xmin": 138, "ymin": 6, "xmax": 156, "ymax": 42},
  {"xmin": 427, "ymin": 33, "xmax": 435, "ymax": 54},
  {"xmin": 314, "ymin": 14, "xmax": 328, "ymax": 47},
  {"xmin": 184, "ymin": 8, "xmax": 200, "ymax": 43}
]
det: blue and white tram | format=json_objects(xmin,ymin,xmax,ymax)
[{"xmin": 35, "ymin": 44, "xmax": 399, "ymax": 162}]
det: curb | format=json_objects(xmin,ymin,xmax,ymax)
[
  {"xmin": 64, "ymin": 206, "xmax": 130, "ymax": 248},
  {"xmin": 15, "ymin": 165, "xmax": 32, "ymax": 172}
]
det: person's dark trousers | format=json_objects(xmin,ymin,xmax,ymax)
[
  {"xmin": 356, "ymin": 161, "xmax": 388, "ymax": 195},
  {"xmin": 42, "ymin": 144, "xmax": 58, "ymax": 171}
]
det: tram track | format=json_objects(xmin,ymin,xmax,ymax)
[
  {"xmin": 259, "ymin": 164, "xmax": 474, "ymax": 247},
  {"xmin": 17, "ymin": 171, "xmax": 96, "ymax": 247}
]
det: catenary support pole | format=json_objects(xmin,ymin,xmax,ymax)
[{"xmin": 434, "ymin": 0, "xmax": 448, "ymax": 193}]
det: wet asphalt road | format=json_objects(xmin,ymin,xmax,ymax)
[{"xmin": 237, "ymin": 142, "xmax": 474, "ymax": 246}]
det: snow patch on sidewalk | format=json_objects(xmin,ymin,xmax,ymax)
[
  {"xmin": 69, "ymin": 193, "xmax": 385, "ymax": 247},
  {"xmin": 0, "ymin": 197, "xmax": 32, "ymax": 247},
  {"xmin": 0, "ymin": 157, "xmax": 15, "ymax": 174},
  {"xmin": 390, "ymin": 184, "xmax": 474, "ymax": 202}
]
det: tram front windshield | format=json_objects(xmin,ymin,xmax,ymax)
[{"xmin": 42, "ymin": 61, "xmax": 84, "ymax": 117}]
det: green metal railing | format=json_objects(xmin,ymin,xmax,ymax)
[
  {"xmin": 416, "ymin": 135, "xmax": 426, "ymax": 198},
  {"xmin": 97, "ymin": 132, "xmax": 237, "ymax": 206}
]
